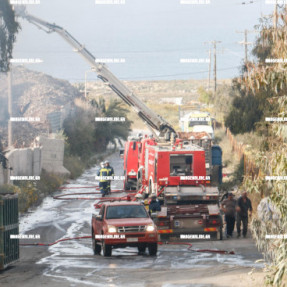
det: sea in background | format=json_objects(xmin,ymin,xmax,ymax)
[{"xmin": 13, "ymin": 0, "xmax": 274, "ymax": 83}]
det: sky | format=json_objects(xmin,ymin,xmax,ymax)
[{"xmin": 12, "ymin": 0, "xmax": 274, "ymax": 82}]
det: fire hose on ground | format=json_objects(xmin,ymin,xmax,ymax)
[
  {"xmin": 19, "ymin": 237, "xmax": 234, "ymax": 255},
  {"xmin": 53, "ymin": 184, "xmax": 139, "ymax": 208},
  {"xmin": 53, "ymin": 185, "xmax": 126, "ymax": 201}
]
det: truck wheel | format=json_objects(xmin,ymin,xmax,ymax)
[
  {"xmin": 138, "ymin": 245, "xmax": 146, "ymax": 253},
  {"xmin": 92, "ymin": 229, "xmax": 101, "ymax": 255},
  {"xmin": 148, "ymin": 243, "xmax": 157, "ymax": 256},
  {"xmin": 103, "ymin": 241, "xmax": 112, "ymax": 257}
]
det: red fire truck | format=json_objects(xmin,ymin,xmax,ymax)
[{"xmin": 123, "ymin": 136, "xmax": 223, "ymax": 240}]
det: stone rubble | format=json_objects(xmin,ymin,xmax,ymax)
[{"xmin": 0, "ymin": 66, "xmax": 80, "ymax": 149}]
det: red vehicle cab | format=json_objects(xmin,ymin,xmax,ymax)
[{"xmin": 91, "ymin": 201, "xmax": 158, "ymax": 257}]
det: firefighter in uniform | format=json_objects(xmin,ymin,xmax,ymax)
[
  {"xmin": 105, "ymin": 160, "xmax": 114, "ymax": 195},
  {"xmin": 97, "ymin": 162, "xmax": 109, "ymax": 197}
]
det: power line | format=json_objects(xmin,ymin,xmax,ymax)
[
  {"xmin": 14, "ymin": 42, "xmax": 241, "ymax": 55},
  {"xmin": 78, "ymin": 65, "xmax": 240, "ymax": 81}
]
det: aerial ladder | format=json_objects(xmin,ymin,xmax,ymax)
[{"xmin": 14, "ymin": 6, "xmax": 176, "ymax": 140}]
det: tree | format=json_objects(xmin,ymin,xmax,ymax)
[
  {"xmin": 224, "ymin": 14, "xmax": 278, "ymax": 134},
  {"xmin": 234, "ymin": 8, "xmax": 287, "ymax": 286},
  {"xmin": 225, "ymin": 93, "xmax": 263, "ymax": 134},
  {"xmin": 0, "ymin": 0, "xmax": 20, "ymax": 72},
  {"xmin": 93, "ymin": 98, "xmax": 132, "ymax": 151},
  {"xmin": 63, "ymin": 98, "xmax": 132, "ymax": 157}
]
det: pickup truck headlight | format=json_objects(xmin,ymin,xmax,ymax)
[
  {"xmin": 146, "ymin": 224, "xmax": 155, "ymax": 232},
  {"xmin": 108, "ymin": 226, "xmax": 117, "ymax": 233}
]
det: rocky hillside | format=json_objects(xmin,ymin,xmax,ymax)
[{"xmin": 0, "ymin": 66, "xmax": 81, "ymax": 148}]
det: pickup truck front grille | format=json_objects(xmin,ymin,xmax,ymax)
[{"xmin": 117, "ymin": 226, "xmax": 146, "ymax": 233}]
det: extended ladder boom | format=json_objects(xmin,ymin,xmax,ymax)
[{"xmin": 15, "ymin": 7, "xmax": 176, "ymax": 138}]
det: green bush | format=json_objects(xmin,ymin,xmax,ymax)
[
  {"xmin": 198, "ymin": 86, "xmax": 212, "ymax": 104},
  {"xmin": 64, "ymin": 155, "xmax": 86, "ymax": 179},
  {"xmin": 12, "ymin": 171, "xmax": 64, "ymax": 212},
  {"xmin": 0, "ymin": 184, "xmax": 18, "ymax": 194},
  {"xmin": 36, "ymin": 170, "xmax": 64, "ymax": 195}
]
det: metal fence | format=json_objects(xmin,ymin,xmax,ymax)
[{"xmin": 0, "ymin": 192, "xmax": 19, "ymax": 270}]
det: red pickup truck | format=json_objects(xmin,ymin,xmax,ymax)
[{"xmin": 91, "ymin": 201, "xmax": 158, "ymax": 256}]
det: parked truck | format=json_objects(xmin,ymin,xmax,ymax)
[
  {"xmin": 179, "ymin": 111, "xmax": 215, "ymax": 139},
  {"xmin": 92, "ymin": 201, "xmax": 158, "ymax": 257},
  {"xmin": 123, "ymin": 135, "xmax": 223, "ymax": 240}
]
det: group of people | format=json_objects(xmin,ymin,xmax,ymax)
[
  {"xmin": 97, "ymin": 160, "xmax": 114, "ymax": 197},
  {"xmin": 221, "ymin": 191, "xmax": 253, "ymax": 238}
]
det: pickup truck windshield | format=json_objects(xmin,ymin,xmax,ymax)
[{"xmin": 106, "ymin": 205, "xmax": 149, "ymax": 219}]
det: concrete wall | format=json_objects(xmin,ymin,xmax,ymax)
[
  {"xmin": 6, "ymin": 147, "xmax": 42, "ymax": 177},
  {"xmin": 38, "ymin": 136, "xmax": 70, "ymax": 176},
  {"xmin": 0, "ymin": 166, "xmax": 4, "ymax": 185},
  {"xmin": 0, "ymin": 136, "xmax": 70, "ymax": 184}
]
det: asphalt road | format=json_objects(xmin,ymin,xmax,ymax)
[{"xmin": 0, "ymin": 153, "xmax": 266, "ymax": 287}]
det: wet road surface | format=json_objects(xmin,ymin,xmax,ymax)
[{"xmin": 0, "ymin": 153, "xmax": 266, "ymax": 287}]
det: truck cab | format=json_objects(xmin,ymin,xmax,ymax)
[{"xmin": 91, "ymin": 201, "xmax": 158, "ymax": 256}]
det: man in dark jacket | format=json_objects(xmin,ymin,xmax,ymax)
[
  {"xmin": 236, "ymin": 191, "xmax": 252, "ymax": 238},
  {"xmin": 149, "ymin": 194, "xmax": 161, "ymax": 215},
  {"xmin": 221, "ymin": 192, "xmax": 236, "ymax": 238}
]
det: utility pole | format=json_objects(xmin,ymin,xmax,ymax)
[
  {"xmin": 273, "ymin": 0, "xmax": 278, "ymax": 30},
  {"xmin": 236, "ymin": 30, "xmax": 256, "ymax": 64},
  {"xmin": 8, "ymin": 69, "xmax": 13, "ymax": 148},
  {"xmin": 208, "ymin": 47, "xmax": 211, "ymax": 89},
  {"xmin": 244, "ymin": 30, "xmax": 248, "ymax": 63},
  {"xmin": 205, "ymin": 41, "xmax": 221, "ymax": 92},
  {"xmin": 212, "ymin": 41, "xmax": 221, "ymax": 92},
  {"xmin": 213, "ymin": 42, "xmax": 217, "ymax": 92}
]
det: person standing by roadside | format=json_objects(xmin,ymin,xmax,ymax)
[
  {"xmin": 236, "ymin": 191, "xmax": 253, "ymax": 238},
  {"xmin": 221, "ymin": 192, "xmax": 236, "ymax": 238}
]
